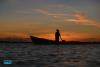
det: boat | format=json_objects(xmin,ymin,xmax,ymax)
[{"xmin": 30, "ymin": 36, "xmax": 65, "ymax": 44}]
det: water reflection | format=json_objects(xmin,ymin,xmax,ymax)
[{"xmin": 0, "ymin": 43, "xmax": 100, "ymax": 67}]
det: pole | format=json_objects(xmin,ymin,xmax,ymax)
[{"xmin": 60, "ymin": 35, "xmax": 62, "ymax": 41}]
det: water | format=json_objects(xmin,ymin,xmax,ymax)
[{"xmin": 0, "ymin": 43, "xmax": 100, "ymax": 67}]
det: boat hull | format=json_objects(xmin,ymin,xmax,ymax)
[{"xmin": 30, "ymin": 36, "xmax": 57, "ymax": 44}]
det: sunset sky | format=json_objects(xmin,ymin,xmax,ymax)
[{"xmin": 0, "ymin": 0, "xmax": 100, "ymax": 41}]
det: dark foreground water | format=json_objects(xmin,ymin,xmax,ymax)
[{"xmin": 0, "ymin": 43, "xmax": 100, "ymax": 67}]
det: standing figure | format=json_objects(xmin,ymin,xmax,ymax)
[{"xmin": 55, "ymin": 29, "xmax": 61, "ymax": 44}]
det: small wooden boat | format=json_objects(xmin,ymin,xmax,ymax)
[{"xmin": 30, "ymin": 36, "xmax": 56, "ymax": 44}]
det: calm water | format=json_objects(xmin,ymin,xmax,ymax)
[{"xmin": 0, "ymin": 43, "xmax": 100, "ymax": 67}]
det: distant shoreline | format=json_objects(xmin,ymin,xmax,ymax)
[
  {"xmin": 0, "ymin": 41, "xmax": 100, "ymax": 44},
  {"xmin": 0, "ymin": 41, "xmax": 32, "ymax": 43}
]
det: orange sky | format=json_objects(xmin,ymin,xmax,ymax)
[
  {"xmin": 0, "ymin": 32, "xmax": 100, "ymax": 42},
  {"xmin": 0, "ymin": 0, "xmax": 100, "ymax": 42}
]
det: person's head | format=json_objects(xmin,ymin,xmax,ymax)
[{"xmin": 56, "ymin": 29, "xmax": 59, "ymax": 32}]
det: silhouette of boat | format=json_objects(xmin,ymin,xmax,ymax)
[
  {"xmin": 30, "ymin": 36, "xmax": 80, "ymax": 45},
  {"xmin": 30, "ymin": 36, "xmax": 56, "ymax": 44}
]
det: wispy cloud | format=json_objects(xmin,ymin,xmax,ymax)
[
  {"xmin": 32, "ymin": 5, "xmax": 100, "ymax": 28},
  {"xmin": 64, "ymin": 12, "xmax": 100, "ymax": 28},
  {"xmin": 16, "ymin": 10, "xmax": 33, "ymax": 14},
  {"xmin": 32, "ymin": 9, "xmax": 69, "ymax": 18},
  {"xmin": 32, "ymin": 9, "xmax": 48, "ymax": 15}
]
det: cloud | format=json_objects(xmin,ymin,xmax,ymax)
[
  {"xmin": 32, "ymin": 9, "xmax": 48, "ymax": 15},
  {"xmin": 32, "ymin": 4, "xmax": 78, "ymax": 17},
  {"xmin": 16, "ymin": 10, "xmax": 33, "ymax": 14},
  {"xmin": 32, "ymin": 9, "xmax": 69, "ymax": 18},
  {"xmin": 64, "ymin": 12, "xmax": 100, "ymax": 28},
  {"xmin": 32, "ymin": 4, "xmax": 100, "ymax": 28}
]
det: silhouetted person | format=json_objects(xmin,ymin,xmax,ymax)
[{"xmin": 55, "ymin": 29, "xmax": 61, "ymax": 44}]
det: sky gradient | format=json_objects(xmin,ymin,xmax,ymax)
[{"xmin": 0, "ymin": 0, "xmax": 100, "ymax": 41}]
